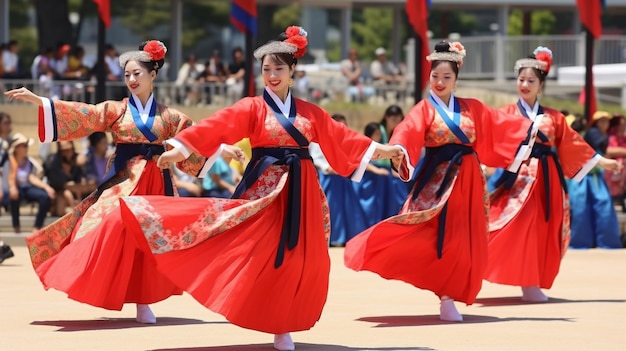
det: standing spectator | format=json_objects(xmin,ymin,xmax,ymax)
[
  {"xmin": 226, "ymin": 46, "xmax": 246, "ymax": 103},
  {"xmin": 175, "ymin": 54, "xmax": 204, "ymax": 106},
  {"xmin": 49, "ymin": 42, "xmax": 71, "ymax": 80},
  {"xmin": 31, "ymin": 47, "xmax": 55, "ymax": 95},
  {"xmin": 197, "ymin": 51, "xmax": 229, "ymax": 104},
  {"xmin": 7, "ymin": 133, "xmax": 54, "ymax": 233},
  {"xmin": 370, "ymin": 47, "xmax": 403, "ymax": 85},
  {"xmin": 340, "ymin": 48, "xmax": 375, "ymax": 102},
  {"xmin": 603, "ymin": 114, "xmax": 626, "ymax": 211},
  {"xmin": 1, "ymin": 40, "xmax": 20, "ymax": 78},
  {"xmin": 0, "ymin": 111, "xmax": 13, "ymax": 263},
  {"xmin": 44, "ymin": 141, "xmax": 86, "ymax": 215},
  {"xmin": 104, "ymin": 44, "xmax": 122, "ymax": 81},
  {"xmin": 292, "ymin": 65, "xmax": 310, "ymax": 100},
  {"xmin": 67, "ymin": 46, "xmax": 90, "ymax": 80},
  {"xmin": 83, "ymin": 132, "xmax": 111, "ymax": 184},
  {"xmin": 379, "ymin": 104, "xmax": 404, "ymax": 144}
]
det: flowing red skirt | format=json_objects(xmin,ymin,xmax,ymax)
[
  {"xmin": 345, "ymin": 161, "xmax": 488, "ymax": 305},
  {"xmin": 118, "ymin": 167, "xmax": 331, "ymax": 334},
  {"xmin": 486, "ymin": 162, "xmax": 565, "ymax": 288},
  {"xmin": 31, "ymin": 162, "xmax": 182, "ymax": 310}
]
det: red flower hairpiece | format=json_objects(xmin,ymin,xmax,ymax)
[
  {"xmin": 284, "ymin": 26, "xmax": 308, "ymax": 58},
  {"xmin": 143, "ymin": 40, "xmax": 167, "ymax": 61},
  {"xmin": 534, "ymin": 51, "xmax": 552, "ymax": 73}
]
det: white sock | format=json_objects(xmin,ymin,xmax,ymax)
[
  {"xmin": 136, "ymin": 304, "xmax": 156, "ymax": 324},
  {"xmin": 521, "ymin": 286, "xmax": 549, "ymax": 302},
  {"xmin": 273, "ymin": 333, "xmax": 295, "ymax": 351},
  {"xmin": 439, "ymin": 297, "xmax": 463, "ymax": 322}
]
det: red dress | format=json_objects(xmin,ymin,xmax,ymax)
[
  {"xmin": 26, "ymin": 96, "xmax": 206, "ymax": 310},
  {"xmin": 116, "ymin": 91, "xmax": 375, "ymax": 333},
  {"xmin": 345, "ymin": 95, "xmax": 531, "ymax": 305},
  {"xmin": 486, "ymin": 103, "xmax": 596, "ymax": 288}
]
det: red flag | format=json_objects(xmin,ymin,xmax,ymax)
[
  {"xmin": 93, "ymin": 0, "xmax": 111, "ymax": 28},
  {"xmin": 577, "ymin": 0, "xmax": 603, "ymax": 39},
  {"xmin": 406, "ymin": 0, "xmax": 430, "ymax": 90}
]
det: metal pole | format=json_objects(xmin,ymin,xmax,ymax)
[
  {"xmin": 96, "ymin": 17, "xmax": 106, "ymax": 103},
  {"xmin": 244, "ymin": 31, "xmax": 255, "ymax": 97},
  {"xmin": 584, "ymin": 28, "xmax": 594, "ymax": 120},
  {"xmin": 413, "ymin": 27, "xmax": 422, "ymax": 104}
]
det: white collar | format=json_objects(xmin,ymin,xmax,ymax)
[
  {"xmin": 265, "ymin": 87, "xmax": 292, "ymax": 117},
  {"xmin": 520, "ymin": 99, "xmax": 539, "ymax": 120},
  {"xmin": 131, "ymin": 93, "xmax": 155, "ymax": 124},
  {"xmin": 430, "ymin": 90, "xmax": 456, "ymax": 112}
]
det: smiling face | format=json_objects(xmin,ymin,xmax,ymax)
[
  {"xmin": 429, "ymin": 61, "xmax": 457, "ymax": 103},
  {"xmin": 124, "ymin": 60, "xmax": 155, "ymax": 97},
  {"xmin": 517, "ymin": 67, "xmax": 543, "ymax": 105},
  {"xmin": 262, "ymin": 54, "xmax": 295, "ymax": 98}
]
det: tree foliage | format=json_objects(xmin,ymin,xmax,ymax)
[{"xmin": 508, "ymin": 10, "xmax": 556, "ymax": 35}]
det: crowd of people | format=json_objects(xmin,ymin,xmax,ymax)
[{"xmin": 0, "ymin": 26, "xmax": 625, "ymax": 351}]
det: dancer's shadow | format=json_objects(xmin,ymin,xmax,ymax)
[
  {"xmin": 31, "ymin": 317, "xmax": 222, "ymax": 332},
  {"xmin": 475, "ymin": 296, "xmax": 626, "ymax": 307},
  {"xmin": 357, "ymin": 314, "xmax": 575, "ymax": 328},
  {"xmin": 150, "ymin": 344, "xmax": 433, "ymax": 351}
]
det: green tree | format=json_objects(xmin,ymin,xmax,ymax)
[
  {"xmin": 427, "ymin": 11, "xmax": 479, "ymax": 38},
  {"xmin": 272, "ymin": 4, "xmax": 301, "ymax": 33},
  {"xmin": 10, "ymin": 0, "xmax": 39, "ymax": 74},
  {"xmin": 351, "ymin": 8, "xmax": 395, "ymax": 61},
  {"xmin": 508, "ymin": 10, "xmax": 556, "ymax": 35}
]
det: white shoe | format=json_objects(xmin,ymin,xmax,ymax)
[
  {"xmin": 136, "ymin": 304, "xmax": 156, "ymax": 324},
  {"xmin": 521, "ymin": 286, "xmax": 549, "ymax": 302},
  {"xmin": 273, "ymin": 333, "xmax": 295, "ymax": 351},
  {"xmin": 439, "ymin": 298, "xmax": 463, "ymax": 322}
]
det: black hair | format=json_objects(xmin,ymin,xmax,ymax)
[
  {"xmin": 379, "ymin": 105, "xmax": 404, "ymax": 125},
  {"xmin": 518, "ymin": 54, "xmax": 548, "ymax": 83},
  {"xmin": 570, "ymin": 113, "xmax": 587, "ymax": 133},
  {"xmin": 331, "ymin": 113, "xmax": 347, "ymax": 124},
  {"xmin": 0, "ymin": 112, "xmax": 11, "ymax": 124},
  {"xmin": 88, "ymin": 132, "xmax": 107, "ymax": 148},
  {"xmin": 137, "ymin": 41, "xmax": 165, "ymax": 74},
  {"xmin": 430, "ymin": 41, "xmax": 460, "ymax": 77},
  {"xmin": 260, "ymin": 31, "xmax": 301, "ymax": 67},
  {"xmin": 364, "ymin": 122, "xmax": 380, "ymax": 138}
]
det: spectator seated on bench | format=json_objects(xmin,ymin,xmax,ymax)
[
  {"xmin": 6, "ymin": 133, "xmax": 53, "ymax": 233},
  {"xmin": 44, "ymin": 141, "xmax": 91, "ymax": 216}
]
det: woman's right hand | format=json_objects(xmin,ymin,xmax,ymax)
[
  {"xmin": 157, "ymin": 149, "xmax": 186, "ymax": 169},
  {"xmin": 3, "ymin": 87, "xmax": 44, "ymax": 106},
  {"xmin": 9, "ymin": 186, "xmax": 19, "ymax": 200}
]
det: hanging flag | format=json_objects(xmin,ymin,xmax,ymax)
[
  {"xmin": 576, "ymin": 0, "xmax": 605, "ymax": 39},
  {"xmin": 92, "ymin": 0, "xmax": 111, "ymax": 28},
  {"xmin": 231, "ymin": 0, "xmax": 257, "ymax": 36},
  {"xmin": 406, "ymin": 0, "xmax": 431, "ymax": 90}
]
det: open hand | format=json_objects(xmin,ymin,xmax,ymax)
[{"xmin": 3, "ymin": 87, "xmax": 44, "ymax": 106}]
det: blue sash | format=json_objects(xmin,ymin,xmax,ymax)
[
  {"xmin": 128, "ymin": 96, "xmax": 159, "ymax": 142},
  {"xmin": 231, "ymin": 91, "xmax": 310, "ymax": 268},
  {"xmin": 429, "ymin": 95, "xmax": 470, "ymax": 144}
]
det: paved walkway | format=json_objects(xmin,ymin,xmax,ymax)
[{"xmin": 0, "ymin": 245, "xmax": 624, "ymax": 351}]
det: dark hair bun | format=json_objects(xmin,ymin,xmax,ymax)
[{"xmin": 434, "ymin": 41, "xmax": 451, "ymax": 53}]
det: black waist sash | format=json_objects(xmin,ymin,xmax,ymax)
[
  {"xmin": 492, "ymin": 142, "xmax": 567, "ymax": 222},
  {"xmin": 232, "ymin": 147, "xmax": 312, "ymax": 269},
  {"xmin": 98, "ymin": 143, "xmax": 173, "ymax": 196},
  {"xmin": 411, "ymin": 144, "xmax": 475, "ymax": 259}
]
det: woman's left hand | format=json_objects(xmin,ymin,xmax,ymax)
[
  {"xmin": 222, "ymin": 145, "xmax": 246, "ymax": 164},
  {"xmin": 157, "ymin": 149, "xmax": 186, "ymax": 169},
  {"xmin": 598, "ymin": 157, "xmax": 623, "ymax": 172},
  {"xmin": 372, "ymin": 144, "xmax": 403, "ymax": 161}
]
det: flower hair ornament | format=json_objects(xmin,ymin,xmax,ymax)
[
  {"xmin": 119, "ymin": 40, "xmax": 168, "ymax": 70},
  {"xmin": 253, "ymin": 26, "xmax": 308, "ymax": 60},
  {"xmin": 514, "ymin": 46, "xmax": 553, "ymax": 76},
  {"xmin": 426, "ymin": 41, "xmax": 466, "ymax": 67}
]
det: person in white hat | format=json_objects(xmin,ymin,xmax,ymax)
[{"xmin": 369, "ymin": 46, "xmax": 404, "ymax": 85}]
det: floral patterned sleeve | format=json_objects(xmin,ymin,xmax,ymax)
[
  {"xmin": 165, "ymin": 107, "xmax": 207, "ymax": 177},
  {"xmin": 38, "ymin": 97, "xmax": 126, "ymax": 142}
]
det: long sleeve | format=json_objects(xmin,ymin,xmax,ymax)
[
  {"xmin": 172, "ymin": 97, "xmax": 256, "ymax": 158},
  {"xmin": 38, "ymin": 98, "xmax": 125, "ymax": 143},
  {"xmin": 468, "ymin": 99, "xmax": 532, "ymax": 168},
  {"xmin": 307, "ymin": 102, "xmax": 376, "ymax": 181},
  {"xmin": 545, "ymin": 107, "xmax": 598, "ymax": 180},
  {"xmin": 309, "ymin": 142, "xmax": 331, "ymax": 173},
  {"xmin": 162, "ymin": 106, "xmax": 208, "ymax": 177},
  {"xmin": 389, "ymin": 100, "xmax": 432, "ymax": 181}
]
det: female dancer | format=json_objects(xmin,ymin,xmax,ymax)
[
  {"xmin": 486, "ymin": 47, "xmax": 621, "ymax": 302},
  {"xmin": 115, "ymin": 26, "xmax": 400, "ymax": 350},
  {"xmin": 345, "ymin": 41, "xmax": 534, "ymax": 322},
  {"xmin": 3, "ymin": 40, "xmax": 218, "ymax": 323}
]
